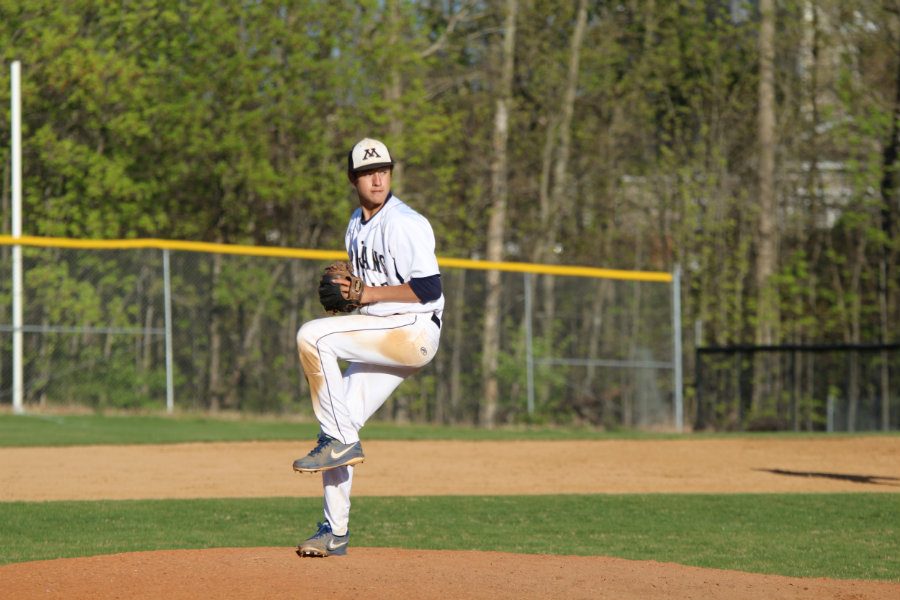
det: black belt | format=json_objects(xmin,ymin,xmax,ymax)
[{"xmin": 430, "ymin": 313, "xmax": 441, "ymax": 329}]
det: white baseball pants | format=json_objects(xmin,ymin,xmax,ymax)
[{"xmin": 296, "ymin": 312, "xmax": 440, "ymax": 536}]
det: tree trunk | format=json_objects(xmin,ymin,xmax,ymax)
[
  {"xmin": 536, "ymin": 0, "xmax": 589, "ymax": 407},
  {"xmin": 387, "ymin": 1, "xmax": 409, "ymax": 423},
  {"xmin": 756, "ymin": 0, "xmax": 777, "ymax": 342},
  {"xmin": 537, "ymin": 119, "xmax": 557, "ymax": 344},
  {"xmin": 754, "ymin": 0, "xmax": 778, "ymax": 413},
  {"xmin": 550, "ymin": 0, "xmax": 587, "ymax": 239},
  {"xmin": 877, "ymin": 29, "xmax": 900, "ymax": 430},
  {"xmin": 387, "ymin": 0, "xmax": 405, "ymax": 194},
  {"xmin": 448, "ymin": 268, "xmax": 466, "ymax": 423},
  {"xmin": 480, "ymin": 0, "xmax": 517, "ymax": 428},
  {"xmin": 847, "ymin": 234, "xmax": 866, "ymax": 432},
  {"xmin": 803, "ymin": 1, "xmax": 826, "ymax": 427},
  {"xmin": 582, "ymin": 278, "xmax": 611, "ymax": 425}
]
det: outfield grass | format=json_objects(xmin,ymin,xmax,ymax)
[
  {"xmin": 3, "ymin": 412, "xmax": 897, "ymax": 446},
  {"xmin": 0, "ymin": 412, "xmax": 679, "ymax": 446},
  {"xmin": 0, "ymin": 494, "xmax": 897, "ymax": 581}
]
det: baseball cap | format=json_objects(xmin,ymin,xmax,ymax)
[{"xmin": 348, "ymin": 138, "xmax": 394, "ymax": 174}]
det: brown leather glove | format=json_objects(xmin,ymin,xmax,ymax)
[{"xmin": 318, "ymin": 261, "xmax": 364, "ymax": 314}]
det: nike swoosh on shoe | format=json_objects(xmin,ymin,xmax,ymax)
[{"xmin": 330, "ymin": 445, "xmax": 356, "ymax": 460}]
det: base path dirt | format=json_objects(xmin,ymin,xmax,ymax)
[
  {"xmin": 2, "ymin": 437, "xmax": 899, "ymax": 501},
  {"xmin": 2, "ymin": 436, "xmax": 899, "ymax": 599}
]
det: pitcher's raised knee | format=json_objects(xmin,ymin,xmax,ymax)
[{"xmin": 297, "ymin": 320, "xmax": 325, "ymax": 349}]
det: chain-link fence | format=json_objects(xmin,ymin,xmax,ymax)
[
  {"xmin": 695, "ymin": 344, "xmax": 900, "ymax": 432},
  {"xmin": 0, "ymin": 239, "xmax": 679, "ymax": 428}
]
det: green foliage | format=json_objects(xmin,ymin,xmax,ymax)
[{"xmin": 0, "ymin": 1, "xmax": 898, "ymax": 427}]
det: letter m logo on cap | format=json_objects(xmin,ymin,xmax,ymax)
[{"xmin": 350, "ymin": 138, "xmax": 394, "ymax": 173}]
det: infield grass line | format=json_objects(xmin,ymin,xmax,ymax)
[
  {"xmin": 2, "ymin": 413, "xmax": 898, "ymax": 446},
  {"xmin": 0, "ymin": 494, "xmax": 897, "ymax": 581}
]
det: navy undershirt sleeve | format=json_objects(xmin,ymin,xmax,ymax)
[{"xmin": 408, "ymin": 274, "xmax": 442, "ymax": 303}]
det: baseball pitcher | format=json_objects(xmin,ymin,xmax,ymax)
[{"xmin": 293, "ymin": 138, "xmax": 444, "ymax": 557}]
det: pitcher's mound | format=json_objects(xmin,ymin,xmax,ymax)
[{"xmin": 2, "ymin": 547, "xmax": 898, "ymax": 600}]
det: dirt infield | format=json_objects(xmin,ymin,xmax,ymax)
[
  {"xmin": 3, "ymin": 437, "xmax": 899, "ymax": 501},
  {"xmin": 2, "ymin": 436, "xmax": 899, "ymax": 599},
  {"xmin": 4, "ymin": 547, "xmax": 900, "ymax": 600}
]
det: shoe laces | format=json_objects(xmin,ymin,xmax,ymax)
[
  {"xmin": 308, "ymin": 433, "xmax": 333, "ymax": 456},
  {"xmin": 313, "ymin": 521, "xmax": 333, "ymax": 538}
]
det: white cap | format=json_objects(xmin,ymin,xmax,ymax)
[{"xmin": 348, "ymin": 138, "xmax": 394, "ymax": 174}]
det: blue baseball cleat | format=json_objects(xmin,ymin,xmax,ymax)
[
  {"xmin": 296, "ymin": 521, "xmax": 349, "ymax": 557},
  {"xmin": 292, "ymin": 432, "xmax": 365, "ymax": 473}
]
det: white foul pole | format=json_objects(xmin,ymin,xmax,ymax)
[{"xmin": 11, "ymin": 61, "xmax": 24, "ymax": 414}]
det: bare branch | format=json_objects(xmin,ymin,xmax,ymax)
[{"xmin": 420, "ymin": 0, "xmax": 480, "ymax": 59}]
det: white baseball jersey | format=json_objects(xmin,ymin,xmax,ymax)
[
  {"xmin": 296, "ymin": 192, "xmax": 443, "ymax": 537},
  {"xmin": 345, "ymin": 194, "xmax": 444, "ymax": 318}
]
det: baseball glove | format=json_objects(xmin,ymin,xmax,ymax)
[{"xmin": 318, "ymin": 261, "xmax": 364, "ymax": 314}]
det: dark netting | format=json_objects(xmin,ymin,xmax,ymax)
[{"xmin": 695, "ymin": 344, "xmax": 900, "ymax": 432}]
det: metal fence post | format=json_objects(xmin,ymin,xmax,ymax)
[
  {"xmin": 11, "ymin": 61, "xmax": 24, "ymax": 415},
  {"xmin": 524, "ymin": 272, "xmax": 535, "ymax": 416},
  {"xmin": 673, "ymin": 264, "xmax": 683, "ymax": 432},
  {"xmin": 163, "ymin": 249, "xmax": 174, "ymax": 414}
]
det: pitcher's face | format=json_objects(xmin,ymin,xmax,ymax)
[{"xmin": 352, "ymin": 167, "xmax": 392, "ymax": 208}]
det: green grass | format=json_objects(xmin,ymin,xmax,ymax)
[
  {"xmin": 1, "ymin": 494, "xmax": 897, "ymax": 581},
  {"xmin": 3, "ymin": 412, "xmax": 898, "ymax": 446},
  {"xmin": 0, "ymin": 413, "xmax": 317, "ymax": 446},
  {"xmin": 0, "ymin": 413, "xmax": 674, "ymax": 446}
]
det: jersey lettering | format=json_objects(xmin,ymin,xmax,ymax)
[
  {"xmin": 359, "ymin": 242, "xmax": 371, "ymax": 271},
  {"xmin": 354, "ymin": 242, "xmax": 388, "ymax": 276},
  {"xmin": 344, "ymin": 196, "xmax": 443, "ymax": 317}
]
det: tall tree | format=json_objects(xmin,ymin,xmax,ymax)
[
  {"xmin": 756, "ymin": 0, "xmax": 778, "ymax": 345},
  {"xmin": 753, "ymin": 0, "xmax": 779, "ymax": 414},
  {"xmin": 480, "ymin": 0, "xmax": 517, "ymax": 428},
  {"xmin": 877, "ymin": 6, "xmax": 900, "ymax": 430},
  {"xmin": 537, "ymin": 0, "xmax": 589, "ymax": 339}
]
